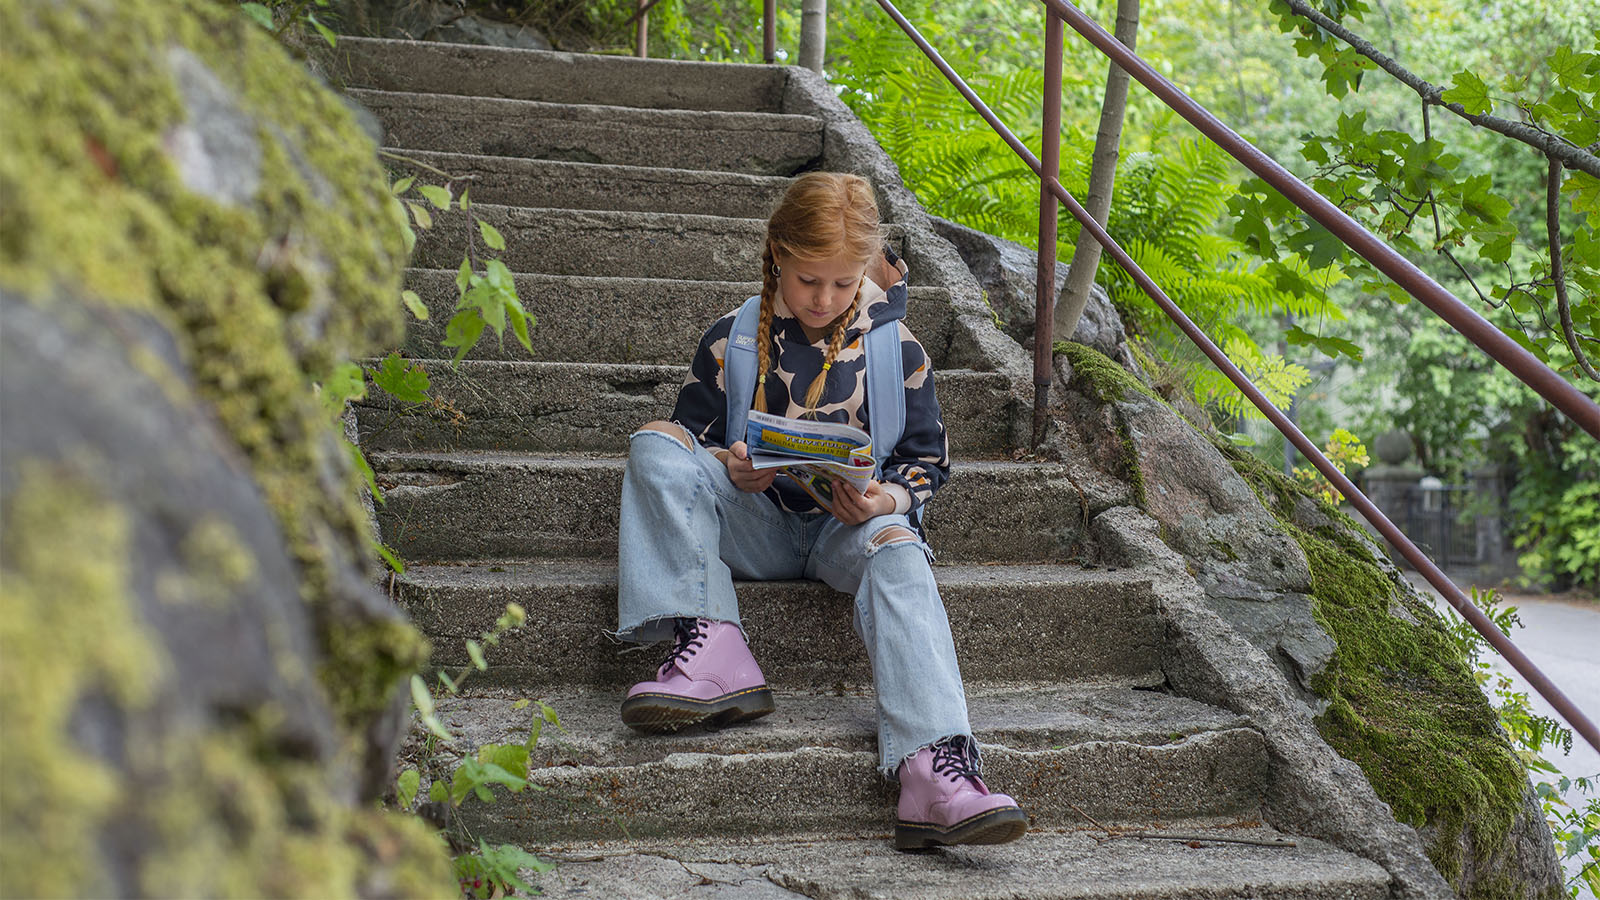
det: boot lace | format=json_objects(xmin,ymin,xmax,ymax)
[
  {"xmin": 661, "ymin": 617, "xmax": 708, "ymax": 670},
  {"xmin": 929, "ymin": 735, "xmax": 982, "ymax": 783}
]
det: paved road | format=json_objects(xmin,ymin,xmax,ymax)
[{"xmin": 1407, "ymin": 574, "xmax": 1599, "ymax": 888}]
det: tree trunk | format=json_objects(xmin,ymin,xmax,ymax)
[
  {"xmin": 1052, "ymin": 0, "xmax": 1139, "ymax": 343},
  {"xmin": 799, "ymin": 0, "xmax": 826, "ymax": 73}
]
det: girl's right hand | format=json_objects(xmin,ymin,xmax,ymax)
[{"xmin": 723, "ymin": 441, "xmax": 777, "ymax": 493}]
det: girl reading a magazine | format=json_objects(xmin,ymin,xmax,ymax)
[{"xmin": 613, "ymin": 172, "xmax": 1027, "ymax": 849}]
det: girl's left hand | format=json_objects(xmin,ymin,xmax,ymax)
[{"xmin": 830, "ymin": 479, "xmax": 895, "ymax": 525}]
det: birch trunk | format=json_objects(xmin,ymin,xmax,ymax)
[
  {"xmin": 799, "ymin": 0, "xmax": 826, "ymax": 72},
  {"xmin": 1052, "ymin": 0, "xmax": 1140, "ymax": 342}
]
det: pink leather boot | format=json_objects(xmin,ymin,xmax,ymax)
[
  {"xmin": 894, "ymin": 735, "xmax": 1028, "ymax": 849},
  {"xmin": 620, "ymin": 618, "xmax": 775, "ymax": 733}
]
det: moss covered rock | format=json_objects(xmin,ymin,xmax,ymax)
[
  {"xmin": 1051, "ymin": 342, "xmax": 1562, "ymax": 898},
  {"xmin": 0, "ymin": 1, "xmax": 451, "ymax": 894}
]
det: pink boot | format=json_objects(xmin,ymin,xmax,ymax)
[
  {"xmin": 894, "ymin": 735, "xmax": 1028, "ymax": 849},
  {"xmin": 620, "ymin": 618, "xmax": 775, "ymax": 733}
]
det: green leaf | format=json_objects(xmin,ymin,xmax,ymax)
[
  {"xmin": 240, "ymin": 2, "xmax": 274, "ymax": 29},
  {"xmin": 1284, "ymin": 220, "xmax": 1345, "ymax": 270},
  {"xmin": 1442, "ymin": 70, "xmax": 1492, "ymax": 116},
  {"xmin": 397, "ymin": 768, "xmax": 420, "ymax": 807},
  {"xmin": 308, "ymin": 13, "xmax": 337, "ymax": 47},
  {"xmin": 419, "ymin": 184, "xmax": 452, "ymax": 210},
  {"xmin": 346, "ymin": 438, "xmax": 381, "ymax": 505},
  {"xmin": 406, "ymin": 200, "xmax": 432, "ymax": 230},
  {"xmin": 507, "ymin": 298, "xmax": 534, "ymax": 355},
  {"xmin": 442, "ymin": 309, "xmax": 488, "ymax": 364},
  {"xmin": 1547, "ymin": 46, "xmax": 1597, "ymax": 92},
  {"xmin": 401, "ymin": 289, "xmax": 429, "ymax": 321},
  {"xmin": 1563, "ymin": 173, "xmax": 1600, "ymax": 227},
  {"xmin": 371, "ymin": 351, "xmax": 431, "ymax": 404},
  {"xmin": 428, "ymin": 780, "xmax": 449, "ymax": 804},
  {"xmin": 391, "ymin": 175, "xmax": 415, "ymax": 196},
  {"xmin": 512, "ymin": 698, "xmax": 531, "ymax": 710},
  {"xmin": 1285, "ymin": 324, "xmax": 1364, "ymax": 362},
  {"xmin": 478, "ymin": 219, "xmax": 506, "ymax": 251},
  {"xmin": 459, "ymin": 186, "xmax": 472, "ymax": 211},
  {"xmin": 372, "ymin": 537, "xmax": 404, "ymax": 574},
  {"xmin": 410, "ymin": 674, "xmax": 435, "ymax": 717},
  {"xmin": 319, "ymin": 362, "xmax": 366, "ymax": 417},
  {"xmin": 477, "ymin": 743, "xmax": 530, "ymax": 781},
  {"xmin": 456, "ymin": 256, "xmax": 472, "ymax": 294},
  {"xmin": 438, "ymin": 670, "xmax": 458, "ymax": 693},
  {"xmin": 467, "ymin": 639, "xmax": 487, "ymax": 671}
]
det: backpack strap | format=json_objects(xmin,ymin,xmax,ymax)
[
  {"xmin": 863, "ymin": 320, "xmax": 905, "ymax": 475},
  {"xmin": 723, "ymin": 295, "xmax": 763, "ymax": 449}
]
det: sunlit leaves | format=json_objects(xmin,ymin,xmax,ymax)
[{"xmin": 1442, "ymin": 70, "xmax": 1492, "ymax": 116}]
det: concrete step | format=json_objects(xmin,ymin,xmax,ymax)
[
  {"xmin": 429, "ymin": 686, "xmax": 1267, "ymax": 843},
  {"xmin": 515, "ymin": 831, "xmax": 1392, "ymax": 899},
  {"xmin": 397, "ymin": 561, "xmax": 1161, "ymax": 688},
  {"xmin": 355, "ymin": 361, "xmax": 1018, "ymax": 457},
  {"xmin": 397, "ymin": 269, "xmax": 960, "ymax": 368},
  {"xmin": 386, "ymin": 150, "xmax": 791, "ymax": 217},
  {"xmin": 408, "ymin": 205, "xmax": 905, "ymax": 282},
  {"xmin": 355, "ymin": 89, "xmax": 820, "ymax": 174},
  {"xmin": 371, "ymin": 452, "xmax": 1089, "ymax": 564},
  {"xmin": 336, "ymin": 36, "xmax": 789, "ymax": 113}
]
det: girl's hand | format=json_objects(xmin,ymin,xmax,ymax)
[
  {"xmin": 723, "ymin": 441, "xmax": 777, "ymax": 493},
  {"xmin": 830, "ymin": 479, "xmax": 896, "ymax": 525}
]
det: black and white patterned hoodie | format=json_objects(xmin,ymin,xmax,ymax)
[{"xmin": 671, "ymin": 250, "xmax": 951, "ymax": 519}]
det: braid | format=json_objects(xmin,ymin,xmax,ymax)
[
  {"xmin": 753, "ymin": 244, "xmax": 779, "ymax": 414},
  {"xmin": 801, "ymin": 280, "xmax": 863, "ymax": 416}
]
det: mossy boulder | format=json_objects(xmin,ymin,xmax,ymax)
[
  {"xmin": 0, "ymin": 1, "xmax": 450, "ymax": 895},
  {"xmin": 1049, "ymin": 343, "xmax": 1563, "ymax": 898}
]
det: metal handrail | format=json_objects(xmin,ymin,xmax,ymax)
[{"xmin": 866, "ymin": 0, "xmax": 1600, "ymax": 756}]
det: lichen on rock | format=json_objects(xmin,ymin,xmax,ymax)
[{"xmin": 0, "ymin": 1, "xmax": 451, "ymax": 893}]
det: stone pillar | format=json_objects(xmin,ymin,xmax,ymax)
[{"xmin": 1362, "ymin": 429, "xmax": 1423, "ymax": 566}]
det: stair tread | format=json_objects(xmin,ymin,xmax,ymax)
[
  {"xmin": 337, "ymin": 35, "xmax": 789, "ymax": 113},
  {"xmin": 354, "ymin": 88, "xmax": 821, "ymax": 131},
  {"xmin": 518, "ymin": 830, "xmax": 1392, "ymax": 899},
  {"xmin": 399, "ymin": 558, "xmax": 1148, "ymax": 588},
  {"xmin": 372, "ymin": 449, "xmax": 1052, "ymax": 470},
  {"xmin": 429, "ymin": 683, "xmax": 1247, "ymax": 769}
]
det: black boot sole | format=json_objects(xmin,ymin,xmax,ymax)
[
  {"xmin": 620, "ymin": 686, "xmax": 776, "ymax": 734},
  {"xmin": 893, "ymin": 806, "xmax": 1029, "ymax": 850}
]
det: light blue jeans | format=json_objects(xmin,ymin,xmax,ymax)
[{"xmin": 616, "ymin": 424, "xmax": 974, "ymax": 777}]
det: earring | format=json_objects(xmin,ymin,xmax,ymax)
[{"xmin": 771, "ymin": 263, "xmax": 781, "ymax": 276}]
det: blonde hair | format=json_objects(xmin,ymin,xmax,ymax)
[{"xmin": 754, "ymin": 172, "xmax": 883, "ymax": 416}]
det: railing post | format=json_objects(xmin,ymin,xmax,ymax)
[
  {"xmin": 1033, "ymin": 9, "xmax": 1064, "ymax": 446},
  {"xmin": 635, "ymin": 0, "xmax": 648, "ymax": 57},
  {"xmin": 764, "ymin": 0, "xmax": 777, "ymax": 63}
]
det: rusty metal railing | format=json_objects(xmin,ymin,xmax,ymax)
[
  {"xmin": 628, "ymin": 0, "xmax": 1600, "ymax": 754},
  {"xmin": 868, "ymin": 0, "xmax": 1600, "ymax": 755}
]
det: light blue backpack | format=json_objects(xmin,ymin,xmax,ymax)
[{"xmin": 722, "ymin": 295, "xmax": 905, "ymax": 477}]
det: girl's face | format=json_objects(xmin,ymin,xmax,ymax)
[{"xmin": 778, "ymin": 248, "xmax": 868, "ymax": 336}]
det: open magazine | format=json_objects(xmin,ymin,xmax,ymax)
[{"xmin": 744, "ymin": 410, "xmax": 876, "ymax": 513}]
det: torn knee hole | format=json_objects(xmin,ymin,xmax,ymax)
[
  {"xmin": 638, "ymin": 420, "xmax": 692, "ymax": 450},
  {"xmin": 869, "ymin": 526, "xmax": 918, "ymax": 549}
]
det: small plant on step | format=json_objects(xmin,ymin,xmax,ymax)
[
  {"xmin": 393, "ymin": 602, "xmax": 565, "ymax": 898},
  {"xmin": 237, "ymin": 0, "xmax": 339, "ymax": 47},
  {"xmin": 384, "ymin": 157, "xmax": 537, "ymax": 365}
]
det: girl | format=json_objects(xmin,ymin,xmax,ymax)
[{"xmin": 613, "ymin": 172, "xmax": 1027, "ymax": 850}]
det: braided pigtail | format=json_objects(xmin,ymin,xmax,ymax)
[
  {"xmin": 801, "ymin": 280, "xmax": 863, "ymax": 416},
  {"xmin": 753, "ymin": 243, "xmax": 779, "ymax": 414}
]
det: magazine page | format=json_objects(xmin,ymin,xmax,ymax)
[{"xmin": 742, "ymin": 411, "xmax": 876, "ymax": 510}]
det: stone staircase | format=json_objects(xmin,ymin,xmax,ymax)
[{"xmin": 338, "ymin": 36, "xmax": 1395, "ymax": 898}]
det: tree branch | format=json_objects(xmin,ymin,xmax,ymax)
[
  {"xmin": 1547, "ymin": 156, "xmax": 1600, "ymax": 381},
  {"xmin": 1281, "ymin": 0, "xmax": 1600, "ymax": 179}
]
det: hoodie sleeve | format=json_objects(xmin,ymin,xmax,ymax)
[
  {"xmin": 878, "ymin": 322, "xmax": 951, "ymax": 513},
  {"xmin": 670, "ymin": 310, "xmax": 738, "ymax": 451}
]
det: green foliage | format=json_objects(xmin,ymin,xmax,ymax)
[
  {"xmin": 238, "ymin": 0, "xmax": 338, "ymax": 47},
  {"xmin": 455, "ymin": 840, "xmax": 555, "ymax": 900},
  {"xmin": 1291, "ymin": 427, "xmax": 1370, "ymax": 504},
  {"xmin": 1443, "ymin": 588, "xmax": 1600, "ymax": 896}
]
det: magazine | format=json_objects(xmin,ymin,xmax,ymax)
[{"xmin": 743, "ymin": 411, "xmax": 876, "ymax": 512}]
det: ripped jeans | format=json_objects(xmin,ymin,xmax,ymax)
[{"xmin": 616, "ymin": 423, "xmax": 974, "ymax": 777}]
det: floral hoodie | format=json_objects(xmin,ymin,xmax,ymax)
[{"xmin": 671, "ymin": 249, "xmax": 951, "ymax": 521}]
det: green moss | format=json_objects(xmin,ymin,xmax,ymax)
[
  {"xmin": 1220, "ymin": 440, "xmax": 1533, "ymax": 897},
  {"xmin": 0, "ymin": 464, "xmax": 164, "ymax": 898},
  {"xmin": 0, "ymin": 0, "xmax": 415, "ymax": 728},
  {"xmin": 1055, "ymin": 342, "xmax": 1155, "ymax": 508}
]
